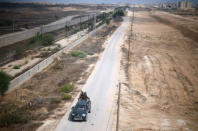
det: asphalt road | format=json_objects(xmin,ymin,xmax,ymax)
[
  {"xmin": 55, "ymin": 16, "xmax": 130, "ymax": 131},
  {"xmin": 48, "ymin": 12, "xmax": 103, "ymax": 27}
]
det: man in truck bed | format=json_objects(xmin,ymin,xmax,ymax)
[
  {"xmin": 70, "ymin": 91, "xmax": 91, "ymax": 121},
  {"xmin": 79, "ymin": 91, "xmax": 90, "ymax": 100}
]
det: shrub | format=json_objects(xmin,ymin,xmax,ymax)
[
  {"xmin": 47, "ymin": 48, "xmax": 51, "ymax": 51},
  {"xmin": 14, "ymin": 47, "xmax": 25, "ymax": 59},
  {"xmin": 88, "ymin": 52, "xmax": 94, "ymax": 55},
  {"xmin": 28, "ymin": 33, "xmax": 54, "ymax": 47},
  {"xmin": 62, "ymin": 93, "xmax": 72, "ymax": 100},
  {"xmin": 88, "ymin": 22, "xmax": 94, "ymax": 31},
  {"xmin": 52, "ymin": 46, "xmax": 61, "ymax": 53},
  {"xmin": 29, "ymin": 32, "xmax": 42, "ymax": 45},
  {"xmin": 50, "ymin": 98, "xmax": 61, "ymax": 104},
  {"xmin": 0, "ymin": 105, "xmax": 32, "ymax": 127},
  {"xmin": 60, "ymin": 83, "xmax": 74, "ymax": 93},
  {"xmin": 113, "ymin": 9, "xmax": 125, "ymax": 18},
  {"xmin": 13, "ymin": 65, "xmax": 20, "ymax": 69},
  {"xmin": 24, "ymin": 60, "xmax": 29, "ymax": 65},
  {"xmin": 70, "ymin": 50, "xmax": 87, "ymax": 58},
  {"xmin": 57, "ymin": 45, "xmax": 61, "ymax": 48},
  {"xmin": 105, "ymin": 18, "xmax": 110, "ymax": 25},
  {"xmin": 41, "ymin": 34, "xmax": 54, "ymax": 46},
  {"xmin": 0, "ymin": 71, "xmax": 11, "ymax": 95}
]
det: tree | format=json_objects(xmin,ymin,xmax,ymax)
[
  {"xmin": 0, "ymin": 71, "xmax": 11, "ymax": 95},
  {"xmin": 113, "ymin": 9, "xmax": 125, "ymax": 18},
  {"xmin": 105, "ymin": 18, "xmax": 110, "ymax": 25}
]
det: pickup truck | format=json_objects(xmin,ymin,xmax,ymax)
[{"xmin": 70, "ymin": 92, "xmax": 91, "ymax": 121}]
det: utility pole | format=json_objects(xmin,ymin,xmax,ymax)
[
  {"xmin": 12, "ymin": 17, "xmax": 15, "ymax": 33},
  {"xmin": 116, "ymin": 83, "xmax": 121, "ymax": 131},
  {"xmin": 94, "ymin": 12, "xmax": 96, "ymax": 38},
  {"xmin": 87, "ymin": 14, "xmax": 89, "ymax": 28},
  {"xmin": 65, "ymin": 21, "xmax": 68, "ymax": 36},
  {"xmin": 133, "ymin": 4, "xmax": 135, "ymax": 19},
  {"xmin": 80, "ymin": 16, "xmax": 82, "ymax": 30},
  {"xmin": 176, "ymin": 0, "xmax": 179, "ymax": 9},
  {"xmin": 128, "ymin": 3, "xmax": 134, "ymax": 62}
]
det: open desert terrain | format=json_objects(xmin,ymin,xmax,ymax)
[{"xmin": 119, "ymin": 10, "xmax": 198, "ymax": 131}]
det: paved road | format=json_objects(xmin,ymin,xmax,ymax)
[
  {"xmin": 55, "ymin": 16, "xmax": 130, "ymax": 131},
  {"xmin": 48, "ymin": 12, "xmax": 103, "ymax": 27},
  {"xmin": 48, "ymin": 16, "xmax": 75, "ymax": 26}
]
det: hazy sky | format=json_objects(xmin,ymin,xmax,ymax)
[{"xmin": 0, "ymin": 0, "xmax": 197, "ymax": 4}]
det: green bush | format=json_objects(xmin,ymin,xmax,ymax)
[
  {"xmin": 28, "ymin": 33, "xmax": 54, "ymax": 46},
  {"xmin": 70, "ymin": 50, "xmax": 87, "ymax": 58},
  {"xmin": 13, "ymin": 65, "xmax": 20, "ymax": 69},
  {"xmin": 62, "ymin": 93, "xmax": 72, "ymax": 100},
  {"xmin": 105, "ymin": 18, "xmax": 110, "ymax": 25},
  {"xmin": 41, "ymin": 34, "xmax": 54, "ymax": 46},
  {"xmin": 113, "ymin": 9, "xmax": 125, "ymax": 18},
  {"xmin": 57, "ymin": 44, "xmax": 61, "ymax": 48},
  {"xmin": 88, "ymin": 22, "xmax": 94, "ymax": 31},
  {"xmin": 60, "ymin": 83, "xmax": 74, "ymax": 93},
  {"xmin": 29, "ymin": 32, "xmax": 42, "ymax": 45},
  {"xmin": 14, "ymin": 47, "xmax": 25, "ymax": 59},
  {"xmin": 0, "ymin": 71, "xmax": 11, "ymax": 95},
  {"xmin": 50, "ymin": 98, "xmax": 61, "ymax": 104},
  {"xmin": 0, "ymin": 105, "xmax": 32, "ymax": 127},
  {"xmin": 88, "ymin": 52, "xmax": 94, "ymax": 55},
  {"xmin": 52, "ymin": 46, "xmax": 61, "ymax": 53}
]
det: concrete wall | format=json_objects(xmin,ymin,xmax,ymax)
[
  {"xmin": 8, "ymin": 24, "xmax": 105, "ymax": 92},
  {"xmin": 0, "ymin": 13, "xmax": 100, "ymax": 48}
]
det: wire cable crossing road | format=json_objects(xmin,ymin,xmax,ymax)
[{"xmin": 55, "ymin": 16, "xmax": 130, "ymax": 131}]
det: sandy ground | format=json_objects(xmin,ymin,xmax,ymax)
[{"xmin": 119, "ymin": 10, "xmax": 198, "ymax": 131}]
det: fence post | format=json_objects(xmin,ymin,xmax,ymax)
[
  {"xmin": 80, "ymin": 16, "xmax": 82, "ymax": 30},
  {"xmin": 40, "ymin": 25, "xmax": 43, "ymax": 34},
  {"xmin": 116, "ymin": 83, "xmax": 121, "ymax": 131}
]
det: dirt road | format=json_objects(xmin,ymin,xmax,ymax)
[
  {"xmin": 119, "ymin": 10, "xmax": 198, "ymax": 131},
  {"xmin": 55, "ymin": 16, "xmax": 130, "ymax": 131}
]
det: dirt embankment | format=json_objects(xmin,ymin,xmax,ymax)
[
  {"xmin": 0, "ymin": 22, "xmax": 119, "ymax": 131},
  {"xmin": 119, "ymin": 11, "xmax": 198, "ymax": 131},
  {"xmin": 150, "ymin": 11, "xmax": 198, "ymax": 43}
]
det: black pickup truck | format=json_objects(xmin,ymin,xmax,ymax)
[{"xmin": 70, "ymin": 92, "xmax": 91, "ymax": 121}]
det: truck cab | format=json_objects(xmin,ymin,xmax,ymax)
[{"xmin": 70, "ymin": 99, "xmax": 91, "ymax": 121}]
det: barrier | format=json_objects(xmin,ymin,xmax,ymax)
[
  {"xmin": 8, "ymin": 24, "xmax": 105, "ymax": 92},
  {"xmin": 0, "ymin": 13, "xmax": 101, "ymax": 48}
]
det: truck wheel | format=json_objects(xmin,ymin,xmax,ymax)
[
  {"xmin": 84, "ymin": 116, "xmax": 87, "ymax": 121},
  {"xmin": 71, "ymin": 117, "xmax": 74, "ymax": 121}
]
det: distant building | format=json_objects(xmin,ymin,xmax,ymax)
[
  {"xmin": 178, "ymin": 1, "xmax": 193, "ymax": 10},
  {"xmin": 178, "ymin": 1, "xmax": 186, "ymax": 9},
  {"xmin": 159, "ymin": 3, "xmax": 177, "ymax": 9},
  {"xmin": 159, "ymin": 3, "xmax": 167, "ymax": 8},
  {"xmin": 186, "ymin": 1, "xmax": 193, "ymax": 9}
]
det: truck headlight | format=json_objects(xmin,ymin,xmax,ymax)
[
  {"xmin": 72, "ymin": 113, "xmax": 75, "ymax": 116},
  {"xmin": 82, "ymin": 114, "xmax": 86, "ymax": 117}
]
